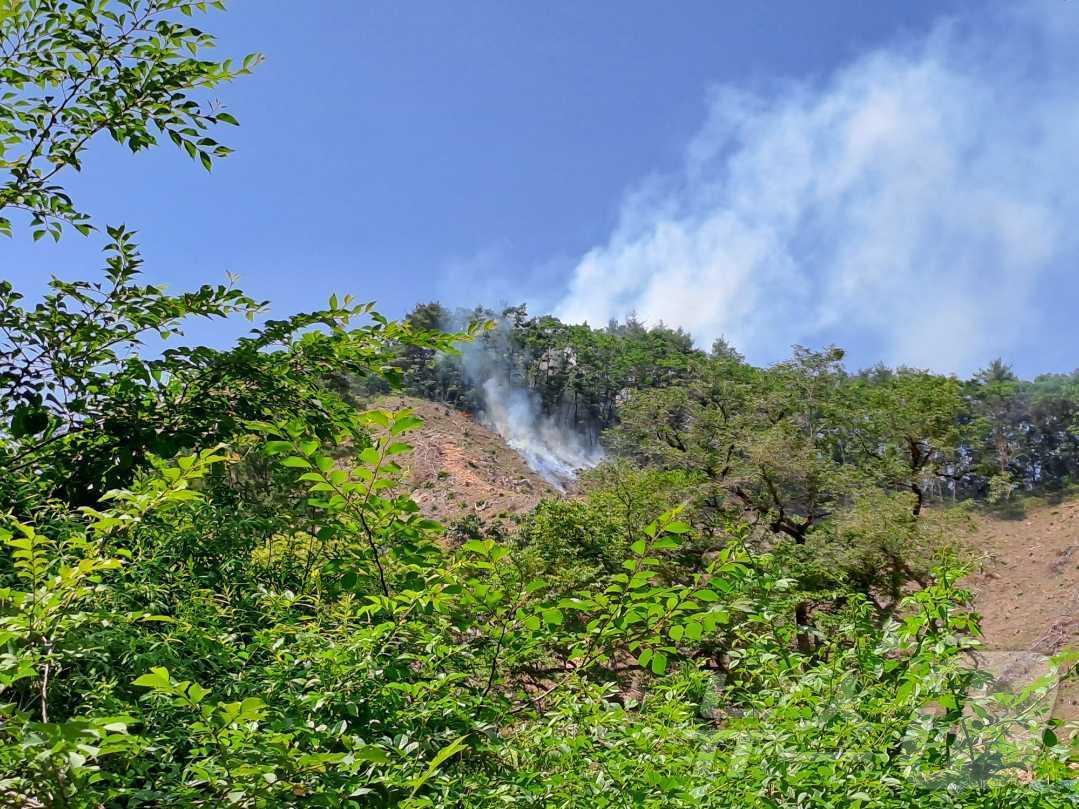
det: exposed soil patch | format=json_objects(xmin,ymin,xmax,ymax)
[
  {"xmin": 965, "ymin": 498, "xmax": 1079, "ymax": 720},
  {"xmin": 374, "ymin": 395, "xmax": 557, "ymax": 531}
]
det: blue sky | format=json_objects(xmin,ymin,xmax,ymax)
[{"xmin": 7, "ymin": 0, "xmax": 1077, "ymax": 377}]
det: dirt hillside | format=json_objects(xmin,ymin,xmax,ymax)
[
  {"xmin": 965, "ymin": 498, "xmax": 1079, "ymax": 720},
  {"xmin": 375, "ymin": 395, "xmax": 557, "ymax": 531}
]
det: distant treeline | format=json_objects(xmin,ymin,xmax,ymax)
[{"xmin": 359, "ymin": 302, "xmax": 1079, "ymax": 505}]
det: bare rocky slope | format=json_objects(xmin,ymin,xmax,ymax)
[
  {"xmin": 375, "ymin": 395, "xmax": 557, "ymax": 532},
  {"xmin": 965, "ymin": 498, "xmax": 1079, "ymax": 721}
]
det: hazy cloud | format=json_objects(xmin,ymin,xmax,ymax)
[
  {"xmin": 438, "ymin": 244, "xmax": 571, "ymax": 315},
  {"xmin": 555, "ymin": 1, "xmax": 1079, "ymax": 373}
]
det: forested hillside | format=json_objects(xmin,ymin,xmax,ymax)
[
  {"xmin": 372, "ymin": 301, "xmax": 1079, "ymax": 506},
  {"xmin": 0, "ymin": 3, "xmax": 1074, "ymax": 807}
]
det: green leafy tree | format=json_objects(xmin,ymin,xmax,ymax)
[
  {"xmin": 970, "ymin": 359, "xmax": 1022, "ymax": 494},
  {"xmin": 0, "ymin": 235, "xmax": 459, "ymax": 512},
  {"xmin": 849, "ymin": 368, "xmax": 965, "ymax": 515},
  {"xmin": 0, "ymin": 0, "xmax": 259, "ymax": 239}
]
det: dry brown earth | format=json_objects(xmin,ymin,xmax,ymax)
[
  {"xmin": 375, "ymin": 395, "xmax": 556, "ymax": 531},
  {"xmin": 965, "ymin": 498, "xmax": 1079, "ymax": 721}
]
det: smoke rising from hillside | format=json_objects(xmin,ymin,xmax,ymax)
[
  {"xmin": 479, "ymin": 376, "xmax": 603, "ymax": 491},
  {"xmin": 453, "ymin": 318, "xmax": 604, "ymax": 489}
]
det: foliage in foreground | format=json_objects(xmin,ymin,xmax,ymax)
[
  {"xmin": 0, "ymin": 2, "xmax": 1075, "ymax": 805},
  {"xmin": 0, "ymin": 424, "xmax": 1075, "ymax": 805}
]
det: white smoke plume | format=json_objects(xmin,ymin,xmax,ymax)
[
  {"xmin": 479, "ymin": 376, "xmax": 603, "ymax": 491},
  {"xmin": 451, "ymin": 316, "xmax": 604, "ymax": 490},
  {"xmin": 554, "ymin": 0, "xmax": 1079, "ymax": 375}
]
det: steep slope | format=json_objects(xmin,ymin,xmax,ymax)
[
  {"xmin": 965, "ymin": 498, "xmax": 1079, "ymax": 720},
  {"xmin": 375, "ymin": 395, "xmax": 557, "ymax": 529}
]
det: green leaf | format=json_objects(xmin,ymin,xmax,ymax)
[
  {"xmin": 409, "ymin": 734, "xmax": 469, "ymax": 797},
  {"xmin": 132, "ymin": 667, "xmax": 171, "ymax": 690},
  {"xmin": 354, "ymin": 745, "xmax": 390, "ymax": 764},
  {"xmin": 10, "ymin": 404, "xmax": 48, "ymax": 438},
  {"xmin": 650, "ymin": 652, "xmax": 668, "ymax": 675},
  {"xmin": 391, "ymin": 415, "xmax": 424, "ymax": 435},
  {"xmin": 896, "ymin": 680, "xmax": 915, "ymax": 703},
  {"xmin": 237, "ymin": 697, "xmax": 266, "ymax": 721},
  {"xmin": 136, "ymin": 614, "xmax": 176, "ymax": 623},
  {"xmin": 363, "ymin": 410, "xmax": 392, "ymax": 428},
  {"xmin": 542, "ymin": 608, "xmax": 564, "ymax": 626}
]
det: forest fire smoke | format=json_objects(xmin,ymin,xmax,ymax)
[
  {"xmin": 478, "ymin": 376, "xmax": 603, "ymax": 490},
  {"xmin": 450, "ymin": 316, "xmax": 604, "ymax": 489}
]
